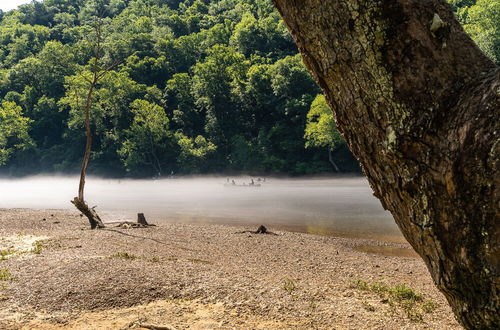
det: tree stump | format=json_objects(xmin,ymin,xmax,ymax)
[
  {"xmin": 137, "ymin": 213, "xmax": 149, "ymax": 226},
  {"xmin": 111, "ymin": 213, "xmax": 155, "ymax": 228},
  {"xmin": 256, "ymin": 225, "xmax": 268, "ymax": 234}
]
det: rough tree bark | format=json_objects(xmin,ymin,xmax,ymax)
[{"xmin": 272, "ymin": 0, "xmax": 498, "ymax": 328}]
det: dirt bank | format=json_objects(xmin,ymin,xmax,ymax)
[{"xmin": 0, "ymin": 209, "xmax": 460, "ymax": 329}]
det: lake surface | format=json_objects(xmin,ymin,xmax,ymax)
[{"xmin": 0, "ymin": 176, "xmax": 404, "ymax": 243}]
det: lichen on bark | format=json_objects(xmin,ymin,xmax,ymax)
[{"xmin": 272, "ymin": 0, "xmax": 499, "ymax": 328}]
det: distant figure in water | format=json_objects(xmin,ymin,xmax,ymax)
[
  {"xmin": 231, "ymin": 180, "xmax": 236, "ymax": 185},
  {"xmin": 257, "ymin": 178, "xmax": 262, "ymax": 182},
  {"xmin": 250, "ymin": 179, "xmax": 255, "ymax": 186}
]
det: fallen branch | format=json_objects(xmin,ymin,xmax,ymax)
[
  {"xmin": 108, "ymin": 213, "xmax": 156, "ymax": 229},
  {"xmin": 114, "ymin": 222, "xmax": 151, "ymax": 229},
  {"xmin": 123, "ymin": 320, "xmax": 177, "ymax": 330},
  {"xmin": 139, "ymin": 323, "xmax": 177, "ymax": 330},
  {"xmin": 236, "ymin": 225, "xmax": 278, "ymax": 235}
]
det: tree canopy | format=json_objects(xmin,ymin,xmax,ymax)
[
  {"xmin": 447, "ymin": 0, "xmax": 499, "ymax": 64},
  {"xmin": 0, "ymin": 100, "xmax": 32, "ymax": 164},
  {"xmin": 0, "ymin": 0, "xmax": 362, "ymax": 176},
  {"xmin": 304, "ymin": 95, "xmax": 343, "ymax": 151},
  {"xmin": 0, "ymin": 0, "xmax": 494, "ymax": 176}
]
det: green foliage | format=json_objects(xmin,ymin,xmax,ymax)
[
  {"xmin": 281, "ymin": 277, "xmax": 297, "ymax": 293},
  {"xmin": 0, "ymin": 249, "xmax": 14, "ymax": 261},
  {"xmin": 304, "ymin": 95, "xmax": 343, "ymax": 150},
  {"xmin": 0, "ymin": 0, "xmax": 361, "ymax": 176},
  {"xmin": 462, "ymin": 0, "xmax": 499, "ymax": 64},
  {"xmin": 447, "ymin": 0, "xmax": 476, "ymax": 11},
  {"xmin": 0, "ymin": 269, "xmax": 10, "ymax": 281},
  {"xmin": 304, "ymin": 95, "xmax": 351, "ymax": 172},
  {"xmin": 119, "ymin": 99, "xmax": 173, "ymax": 175},
  {"xmin": 0, "ymin": 100, "xmax": 33, "ymax": 165},
  {"xmin": 0, "ymin": 0, "xmax": 488, "ymax": 176},
  {"xmin": 32, "ymin": 241, "xmax": 43, "ymax": 254},
  {"xmin": 176, "ymin": 132, "xmax": 216, "ymax": 172},
  {"xmin": 351, "ymin": 279, "xmax": 436, "ymax": 322},
  {"xmin": 448, "ymin": 0, "xmax": 500, "ymax": 64}
]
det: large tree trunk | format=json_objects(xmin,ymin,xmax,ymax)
[{"xmin": 272, "ymin": 0, "xmax": 498, "ymax": 328}]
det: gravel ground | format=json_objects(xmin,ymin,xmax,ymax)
[{"xmin": 0, "ymin": 209, "xmax": 460, "ymax": 329}]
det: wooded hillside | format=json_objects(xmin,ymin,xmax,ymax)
[{"xmin": 0, "ymin": 0, "xmax": 495, "ymax": 177}]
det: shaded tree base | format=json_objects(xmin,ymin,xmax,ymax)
[{"xmin": 71, "ymin": 197, "xmax": 105, "ymax": 229}]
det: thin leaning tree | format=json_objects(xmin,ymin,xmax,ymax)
[
  {"xmin": 71, "ymin": 19, "xmax": 119, "ymax": 229},
  {"xmin": 272, "ymin": 0, "xmax": 498, "ymax": 328}
]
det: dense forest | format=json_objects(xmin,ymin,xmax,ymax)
[{"xmin": 0, "ymin": 0, "xmax": 497, "ymax": 177}]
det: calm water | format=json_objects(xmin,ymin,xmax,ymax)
[{"xmin": 0, "ymin": 176, "xmax": 404, "ymax": 243}]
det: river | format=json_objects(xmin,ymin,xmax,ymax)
[{"xmin": 0, "ymin": 176, "xmax": 404, "ymax": 243}]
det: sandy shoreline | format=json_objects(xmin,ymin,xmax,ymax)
[{"xmin": 0, "ymin": 209, "xmax": 460, "ymax": 329}]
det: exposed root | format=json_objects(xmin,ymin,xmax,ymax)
[
  {"xmin": 107, "ymin": 213, "xmax": 156, "ymax": 229},
  {"xmin": 113, "ymin": 222, "xmax": 156, "ymax": 229},
  {"xmin": 71, "ymin": 197, "xmax": 105, "ymax": 229}
]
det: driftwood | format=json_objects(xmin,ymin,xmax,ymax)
[
  {"xmin": 139, "ymin": 324, "xmax": 177, "ymax": 330},
  {"xmin": 71, "ymin": 197, "xmax": 105, "ymax": 229},
  {"xmin": 236, "ymin": 225, "xmax": 278, "ymax": 235},
  {"xmin": 75, "ymin": 209, "xmax": 156, "ymax": 230},
  {"xmin": 124, "ymin": 320, "xmax": 176, "ymax": 330},
  {"xmin": 111, "ymin": 213, "xmax": 156, "ymax": 229}
]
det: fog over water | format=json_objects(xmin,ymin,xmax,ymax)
[{"xmin": 0, "ymin": 176, "xmax": 403, "ymax": 242}]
